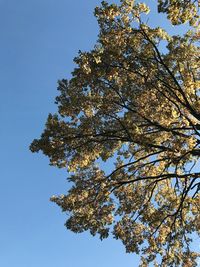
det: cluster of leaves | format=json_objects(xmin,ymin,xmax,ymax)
[
  {"xmin": 158, "ymin": 0, "xmax": 200, "ymax": 26},
  {"xmin": 31, "ymin": 0, "xmax": 200, "ymax": 266}
]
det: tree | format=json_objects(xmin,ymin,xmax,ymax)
[{"xmin": 30, "ymin": 1, "xmax": 200, "ymax": 266}]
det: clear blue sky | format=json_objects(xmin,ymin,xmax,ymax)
[{"xmin": 0, "ymin": 1, "xmax": 196, "ymax": 267}]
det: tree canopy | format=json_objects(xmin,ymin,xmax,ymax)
[{"xmin": 30, "ymin": 1, "xmax": 200, "ymax": 266}]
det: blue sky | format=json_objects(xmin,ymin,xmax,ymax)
[
  {"xmin": 0, "ymin": 1, "xmax": 139, "ymax": 266},
  {"xmin": 0, "ymin": 1, "xmax": 196, "ymax": 267}
]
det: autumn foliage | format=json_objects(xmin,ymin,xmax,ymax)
[{"xmin": 31, "ymin": 1, "xmax": 200, "ymax": 266}]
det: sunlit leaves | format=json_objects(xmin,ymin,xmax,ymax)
[{"xmin": 158, "ymin": 0, "xmax": 200, "ymax": 26}]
